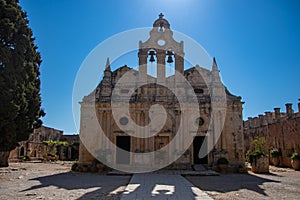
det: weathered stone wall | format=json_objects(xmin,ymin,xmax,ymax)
[
  {"xmin": 244, "ymin": 102, "xmax": 300, "ymax": 167},
  {"xmin": 9, "ymin": 126, "xmax": 79, "ymax": 161},
  {"xmin": 214, "ymin": 101, "xmax": 244, "ymax": 166}
]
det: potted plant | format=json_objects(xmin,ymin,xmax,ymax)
[
  {"xmin": 270, "ymin": 148, "xmax": 281, "ymax": 166},
  {"xmin": 246, "ymin": 137, "xmax": 269, "ymax": 173},
  {"xmin": 217, "ymin": 157, "xmax": 229, "ymax": 173},
  {"xmin": 291, "ymin": 152, "xmax": 300, "ymax": 171}
]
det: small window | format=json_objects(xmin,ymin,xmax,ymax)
[
  {"xmin": 157, "ymin": 39, "xmax": 165, "ymax": 46},
  {"xmin": 194, "ymin": 89, "xmax": 204, "ymax": 94},
  {"xmin": 119, "ymin": 117, "xmax": 129, "ymax": 125},
  {"xmin": 195, "ymin": 117, "xmax": 204, "ymax": 126}
]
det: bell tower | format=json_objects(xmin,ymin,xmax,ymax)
[{"xmin": 138, "ymin": 13, "xmax": 184, "ymax": 83}]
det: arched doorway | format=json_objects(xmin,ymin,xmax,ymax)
[
  {"xmin": 193, "ymin": 136, "xmax": 208, "ymax": 164},
  {"xmin": 19, "ymin": 146, "xmax": 25, "ymax": 157}
]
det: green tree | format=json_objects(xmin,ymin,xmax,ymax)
[{"xmin": 0, "ymin": 0, "xmax": 45, "ymax": 167}]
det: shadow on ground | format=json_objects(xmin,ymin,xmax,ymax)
[
  {"xmin": 121, "ymin": 174, "xmax": 212, "ymax": 200},
  {"xmin": 185, "ymin": 173, "xmax": 280, "ymax": 197},
  {"xmin": 21, "ymin": 172, "xmax": 131, "ymax": 199}
]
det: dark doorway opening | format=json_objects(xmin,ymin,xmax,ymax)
[
  {"xmin": 19, "ymin": 147, "xmax": 25, "ymax": 157},
  {"xmin": 193, "ymin": 136, "xmax": 208, "ymax": 164},
  {"xmin": 116, "ymin": 136, "xmax": 131, "ymax": 164}
]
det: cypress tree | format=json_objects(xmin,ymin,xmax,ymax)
[{"xmin": 0, "ymin": 0, "xmax": 45, "ymax": 167}]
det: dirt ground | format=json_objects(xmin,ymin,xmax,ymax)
[
  {"xmin": 0, "ymin": 162, "xmax": 300, "ymax": 200},
  {"xmin": 0, "ymin": 162, "xmax": 130, "ymax": 200},
  {"xmin": 186, "ymin": 166, "xmax": 300, "ymax": 200}
]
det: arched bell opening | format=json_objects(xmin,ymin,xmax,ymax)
[
  {"xmin": 147, "ymin": 49, "xmax": 157, "ymax": 77},
  {"xmin": 158, "ymin": 26, "xmax": 165, "ymax": 32},
  {"xmin": 165, "ymin": 50, "xmax": 175, "ymax": 77},
  {"xmin": 153, "ymin": 13, "xmax": 170, "ymax": 33}
]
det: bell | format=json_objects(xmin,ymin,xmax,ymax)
[
  {"xmin": 148, "ymin": 51, "xmax": 156, "ymax": 62},
  {"xmin": 149, "ymin": 55, "xmax": 155, "ymax": 62},
  {"xmin": 166, "ymin": 51, "xmax": 174, "ymax": 63},
  {"xmin": 167, "ymin": 55, "xmax": 173, "ymax": 63}
]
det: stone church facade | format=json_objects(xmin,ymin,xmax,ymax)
[{"xmin": 79, "ymin": 14, "xmax": 244, "ymax": 171}]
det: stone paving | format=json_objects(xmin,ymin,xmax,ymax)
[
  {"xmin": 121, "ymin": 173, "xmax": 213, "ymax": 200},
  {"xmin": 1, "ymin": 162, "xmax": 300, "ymax": 200}
]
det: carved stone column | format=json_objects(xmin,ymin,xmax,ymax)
[
  {"xmin": 175, "ymin": 53, "xmax": 184, "ymax": 75},
  {"xmin": 138, "ymin": 51, "xmax": 148, "ymax": 83},
  {"xmin": 106, "ymin": 110, "xmax": 111, "ymax": 149},
  {"xmin": 157, "ymin": 50, "xmax": 166, "ymax": 83},
  {"xmin": 136, "ymin": 110, "xmax": 141, "ymax": 151},
  {"xmin": 102, "ymin": 111, "xmax": 107, "ymax": 149}
]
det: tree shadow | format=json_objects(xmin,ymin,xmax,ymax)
[
  {"xmin": 21, "ymin": 172, "xmax": 131, "ymax": 199},
  {"xmin": 185, "ymin": 173, "xmax": 281, "ymax": 197}
]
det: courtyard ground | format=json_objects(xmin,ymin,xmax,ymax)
[
  {"xmin": 0, "ymin": 162, "xmax": 299, "ymax": 199},
  {"xmin": 0, "ymin": 162, "xmax": 130, "ymax": 199},
  {"xmin": 186, "ymin": 166, "xmax": 300, "ymax": 200}
]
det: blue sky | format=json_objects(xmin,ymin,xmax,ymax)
[{"xmin": 20, "ymin": 0, "xmax": 300, "ymax": 134}]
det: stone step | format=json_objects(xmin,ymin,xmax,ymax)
[
  {"xmin": 193, "ymin": 164, "xmax": 206, "ymax": 171},
  {"xmin": 107, "ymin": 169, "xmax": 219, "ymax": 176}
]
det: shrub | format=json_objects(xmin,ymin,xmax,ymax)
[
  {"xmin": 291, "ymin": 152, "xmax": 300, "ymax": 160},
  {"xmin": 270, "ymin": 148, "xmax": 281, "ymax": 158},
  {"xmin": 43, "ymin": 140, "xmax": 68, "ymax": 146},
  {"xmin": 217, "ymin": 157, "xmax": 229, "ymax": 165},
  {"xmin": 246, "ymin": 137, "xmax": 267, "ymax": 164},
  {"xmin": 246, "ymin": 149, "xmax": 265, "ymax": 164},
  {"xmin": 24, "ymin": 155, "xmax": 30, "ymax": 161},
  {"xmin": 252, "ymin": 137, "xmax": 267, "ymax": 154}
]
